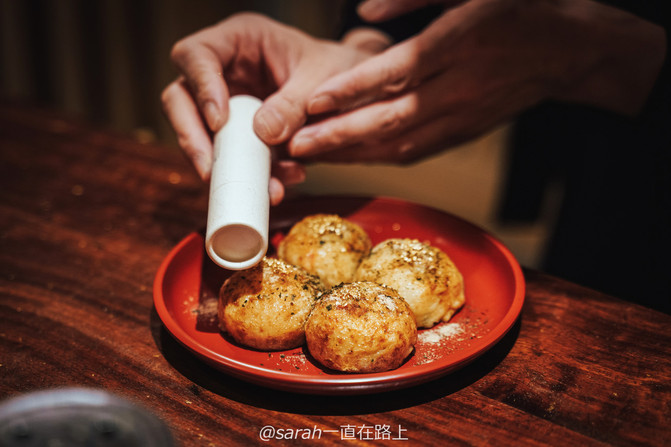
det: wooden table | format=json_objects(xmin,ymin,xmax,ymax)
[{"xmin": 1, "ymin": 103, "xmax": 670, "ymax": 446}]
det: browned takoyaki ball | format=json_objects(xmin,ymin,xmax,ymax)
[
  {"xmin": 218, "ymin": 257, "xmax": 325, "ymax": 350},
  {"xmin": 277, "ymin": 214, "xmax": 372, "ymax": 288},
  {"xmin": 355, "ymin": 238, "xmax": 465, "ymax": 328},
  {"xmin": 305, "ymin": 281, "xmax": 417, "ymax": 373}
]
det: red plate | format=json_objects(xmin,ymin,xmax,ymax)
[{"xmin": 153, "ymin": 196, "xmax": 525, "ymax": 394}]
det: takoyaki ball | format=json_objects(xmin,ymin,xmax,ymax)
[
  {"xmin": 277, "ymin": 214, "xmax": 372, "ymax": 288},
  {"xmin": 305, "ymin": 281, "xmax": 417, "ymax": 373},
  {"xmin": 218, "ymin": 257, "xmax": 325, "ymax": 350},
  {"xmin": 354, "ymin": 238, "xmax": 465, "ymax": 328}
]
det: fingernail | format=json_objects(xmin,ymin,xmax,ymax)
[
  {"xmin": 203, "ymin": 101, "xmax": 223, "ymax": 131},
  {"xmin": 193, "ymin": 153, "xmax": 212, "ymax": 181},
  {"xmin": 255, "ymin": 107, "xmax": 288, "ymax": 143},
  {"xmin": 308, "ymin": 95, "xmax": 336, "ymax": 115}
]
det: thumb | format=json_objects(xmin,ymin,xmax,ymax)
[{"xmin": 254, "ymin": 80, "xmax": 309, "ymax": 146}]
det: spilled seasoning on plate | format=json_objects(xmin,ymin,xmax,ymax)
[
  {"xmin": 418, "ymin": 322, "xmax": 464, "ymax": 344},
  {"xmin": 414, "ymin": 308, "xmax": 489, "ymax": 365}
]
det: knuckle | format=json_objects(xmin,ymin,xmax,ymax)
[
  {"xmin": 388, "ymin": 143, "xmax": 422, "ymax": 165},
  {"xmin": 169, "ymin": 38, "xmax": 191, "ymax": 65},
  {"xmin": 193, "ymin": 87, "xmax": 214, "ymax": 108},
  {"xmin": 382, "ymin": 71, "xmax": 412, "ymax": 95},
  {"xmin": 377, "ymin": 106, "xmax": 407, "ymax": 134},
  {"xmin": 312, "ymin": 128, "xmax": 345, "ymax": 150},
  {"xmin": 274, "ymin": 95, "xmax": 304, "ymax": 120},
  {"xmin": 395, "ymin": 148, "xmax": 421, "ymax": 165},
  {"xmin": 380, "ymin": 53, "xmax": 416, "ymax": 94}
]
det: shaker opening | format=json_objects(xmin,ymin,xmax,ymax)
[{"xmin": 208, "ymin": 224, "xmax": 265, "ymax": 269}]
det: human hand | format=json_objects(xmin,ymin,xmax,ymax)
[
  {"xmin": 356, "ymin": 0, "xmax": 460, "ymax": 23},
  {"xmin": 288, "ymin": 0, "xmax": 665, "ymax": 164},
  {"xmin": 161, "ymin": 13, "xmax": 378, "ymax": 204}
]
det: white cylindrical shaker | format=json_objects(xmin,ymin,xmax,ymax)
[{"xmin": 205, "ymin": 95, "xmax": 270, "ymax": 270}]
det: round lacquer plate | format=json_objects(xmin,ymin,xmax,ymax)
[{"xmin": 153, "ymin": 196, "xmax": 525, "ymax": 394}]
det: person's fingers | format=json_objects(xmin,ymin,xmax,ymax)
[
  {"xmin": 306, "ymin": 36, "xmax": 441, "ymax": 117},
  {"xmin": 301, "ymin": 61, "xmax": 527, "ymax": 165},
  {"xmin": 254, "ymin": 81, "xmax": 309, "ymax": 145},
  {"xmin": 357, "ymin": 0, "xmax": 452, "ymax": 22},
  {"xmin": 268, "ymin": 177, "xmax": 285, "ymax": 206},
  {"xmin": 169, "ymin": 30, "xmax": 233, "ymax": 133},
  {"xmin": 307, "ymin": 45, "xmax": 410, "ymax": 115},
  {"xmin": 307, "ymin": 6, "xmax": 470, "ymax": 117},
  {"xmin": 293, "ymin": 95, "xmax": 418, "ymax": 156},
  {"xmin": 161, "ymin": 78, "xmax": 214, "ymax": 180},
  {"xmin": 268, "ymin": 160, "xmax": 306, "ymax": 206},
  {"xmin": 254, "ymin": 39, "xmax": 368, "ymax": 145},
  {"xmin": 303, "ymin": 112, "xmax": 488, "ymax": 165},
  {"xmin": 293, "ymin": 61, "xmax": 467, "ymax": 158},
  {"xmin": 272, "ymin": 160, "xmax": 306, "ymax": 186}
]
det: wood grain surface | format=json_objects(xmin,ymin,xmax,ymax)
[{"xmin": 1, "ymin": 103, "xmax": 670, "ymax": 446}]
